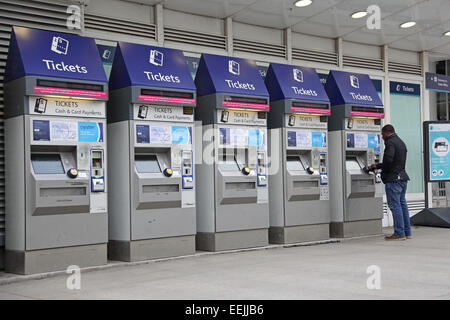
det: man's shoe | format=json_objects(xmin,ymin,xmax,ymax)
[
  {"xmin": 385, "ymin": 234, "xmax": 406, "ymax": 241},
  {"xmin": 406, "ymin": 235, "xmax": 412, "ymax": 239}
]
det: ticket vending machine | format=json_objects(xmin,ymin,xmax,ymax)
[
  {"xmin": 265, "ymin": 63, "xmax": 331, "ymax": 243},
  {"xmin": 195, "ymin": 54, "xmax": 270, "ymax": 251},
  {"xmin": 4, "ymin": 27, "xmax": 108, "ymax": 274},
  {"xmin": 107, "ymin": 42, "xmax": 196, "ymax": 261},
  {"xmin": 325, "ymin": 70, "xmax": 384, "ymax": 238}
]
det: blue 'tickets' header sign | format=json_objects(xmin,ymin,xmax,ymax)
[
  {"xmin": 4, "ymin": 26, "xmax": 107, "ymax": 84},
  {"xmin": 195, "ymin": 53, "xmax": 269, "ymax": 98},
  {"xmin": 265, "ymin": 63, "xmax": 330, "ymax": 103},
  {"xmin": 109, "ymin": 42, "xmax": 195, "ymax": 92},
  {"xmin": 324, "ymin": 70, "xmax": 383, "ymax": 107}
]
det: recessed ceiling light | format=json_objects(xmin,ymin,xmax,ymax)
[
  {"xmin": 294, "ymin": 0, "xmax": 313, "ymax": 8},
  {"xmin": 444, "ymin": 31, "xmax": 450, "ymax": 36},
  {"xmin": 351, "ymin": 11, "xmax": 368, "ymax": 19},
  {"xmin": 400, "ymin": 21, "xmax": 416, "ymax": 29}
]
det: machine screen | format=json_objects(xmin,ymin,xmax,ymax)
[
  {"xmin": 135, "ymin": 155, "xmax": 161, "ymax": 173},
  {"xmin": 218, "ymin": 158, "xmax": 240, "ymax": 172},
  {"xmin": 346, "ymin": 159, "xmax": 361, "ymax": 171},
  {"xmin": 286, "ymin": 156, "xmax": 304, "ymax": 171},
  {"xmin": 31, "ymin": 154, "xmax": 65, "ymax": 174},
  {"xmin": 37, "ymin": 80, "xmax": 104, "ymax": 92}
]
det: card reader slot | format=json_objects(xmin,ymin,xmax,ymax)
[
  {"xmin": 143, "ymin": 184, "xmax": 179, "ymax": 193},
  {"xmin": 287, "ymin": 178, "xmax": 320, "ymax": 201},
  {"xmin": 225, "ymin": 182, "xmax": 256, "ymax": 190},
  {"xmin": 218, "ymin": 177, "xmax": 258, "ymax": 205},
  {"xmin": 40, "ymin": 187, "xmax": 87, "ymax": 197},
  {"xmin": 293, "ymin": 181, "xmax": 318, "ymax": 188},
  {"xmin": 349, "ymin": 176, "xmax": 375, "ymax": 198},
  {"xmin": 32, "ymin": 178, "xmax": 90, "ymax": 216},
  {"xmin": 136, "ymin": 176, "xmax": 182, "ymax": 210}
]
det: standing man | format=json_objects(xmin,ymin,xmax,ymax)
[{"xmin": 370, "ymin": 124, "xmax": 411, "ymax": 241}]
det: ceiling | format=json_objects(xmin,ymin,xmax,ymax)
[{"xmin": 123, "ymin": 0, "xmax": 450, "ymax": 61}]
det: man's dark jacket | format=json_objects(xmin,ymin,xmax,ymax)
[{"xmin": 376, "ymin": 133, "xmax": 410, "ymax": 184}]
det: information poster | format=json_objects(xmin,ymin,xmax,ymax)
[
  {"xmin": 296, "ymin": 131, "xmax": 312, "ymax": 148},
  {"xmin": 230, "ymin": 128, "xmax": 248, "ymax": 147},
  {"xmin": 50, "ymin": 121, "xmax": 77, "ymax": 141},
  {"xmin": 150, "ymin": 126, "xmax": 171, "ymax": 144},
  {"xmin": 428, "ymin": 123, "xmax": 450, "ymax": 181}
]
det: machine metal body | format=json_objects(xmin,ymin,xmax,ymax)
[
  {"xmin": 325, "ymin": 70, "xmax": 384, "ymax": 238},
  {"xmin": 265, "ymin": 64, "xmax": 331, "ymax": 243},
  {"xmin": 4, "ymin": 27, "xmax": 109, "ymax": 274},
  {"xmin": 195, "ymin": 54, "xmax": 270, "ymax": 251},
  {"xmin": 107, "ymin": 42, "xmax": 197, "ymax": 261}
]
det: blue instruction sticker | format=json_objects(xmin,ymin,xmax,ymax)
[
  {"xmin": 312, "ymin": 132, "xmax": 325, "ymax": 148},
  {"xmin": 33, "ymin": 120, "xmax": 50, "ymax": 141},
  {"xmin": 172, "ymin": 126, "xmax": 190, "ymax": 144},
  {"xmin": 136, "ymin": 125, "xmax": 150, "ymax": 143},
  {"xmin": 368, "ymin": 134, "xmax": 381, "ymax": 152},
  {"xmin": 248, "ymin": 129, "xmax": 262, "ymax": 146},
  {"xmin": 78, "ymin": 122, "xmax": 103, "ymax": 142},
  {"xmin": 220, "ymin": 128, "xmax": 230, "ymax": 145},
  {"xmin": 287, "ymin": 131, "xmax": 297, "ymax": 147},
  {"xmin": 347, "ymin": 133, "xmax": 355, "ymax": 148}
]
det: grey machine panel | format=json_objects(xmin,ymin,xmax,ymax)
[
  {"xmin": 195, "ymin": 94, "xmax": 270, "ymax": 251},
  {"xmin": 4, "ymin": 79, "xmax": 108, "ymax": 274},
  {"xmin": 107, "ymin": 86, "xmax": 196, "ymax": 262},
  {"xmin": 328, "ymin": 111, "xmax": 383, "ymax": 238},
  {"xmin": 267, "ymin": 100, "xmax": 331, "ymax": 244}
]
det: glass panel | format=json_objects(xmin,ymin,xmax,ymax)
[
  {"xmin": 346, "ymin": 159, "xmax": 361, "ymax": 171},
  {"xmin": 135, "ymin": 155, "xmax": 161, "ymax": 173},
  {"xmin": 31, "ymin": 154, "xmax": 64, "ymax": 174},
  {"xmin": 390, "ymin": 93, "xmax": 423, "ymax": 193},
  {"xmin": 286, "ymin": 156, "xmax": 304, "ymax": 171}
]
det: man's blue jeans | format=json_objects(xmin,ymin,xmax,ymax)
[{"xmin": 385, "ymin": 180, "xmax": 411, "ymax": 237}]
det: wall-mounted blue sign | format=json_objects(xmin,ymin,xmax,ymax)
[
  {"xmin": 194, "ymin": 53, "xmax": 269, "ymax": 98},
  {"xmin": 324, "ymin": 70, "xmax": 383, "ymax": 107},
  {"xmin": 186, "ymin": 56, "xmax": 200, "ymax": 80},
  {"xmin": 5, "ymin": 26, "xmax": 107, "ymax": 84},
  {"xmin": 426, "ymin": 72, "xmax": 450, "ymax": 93},
  {"xmin": 109, "ymin": 42, "xmax": 196, "ymax": 92},
  {"xmin": 97, "ymin": 45, "xmax": 116, "ymax": 65},
  {"xmin": 97, "ymin": 44, "xmax": 116, "ymax": 79},
  {"xmin": 265, "ymin": 63, "xmax": 330, "ymax": 103},
  {"xmin": 390, "ymin": 81, "xmax": 420, "ymax": 96}
]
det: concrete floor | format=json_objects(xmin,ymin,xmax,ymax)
[{"xmin": 0, "ymin": 226, "xmax": 449, "ymax": 300}]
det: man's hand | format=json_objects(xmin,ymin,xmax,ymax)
[{"xmin": 370, "ymin": 164, "xmax": 377, "ymax": 170}]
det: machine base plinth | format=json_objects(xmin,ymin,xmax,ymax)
[
  {"xmin": 269, "ymin": 224, "xmax": 330, "ymax": 244},
  {"xmin": 330, "ymin": 219, "xmax": 382, "ymax": 238},
  {"xmin": 108, "ymin": 235, "xmax": 196, "ymax": 262},
  {"xmin": 196, "ymin": 229, "xmax": 268, "ymax": 252},
  {"xmin": 5, "ymin": 244, "xmax": 107, "ymax": 275}
]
